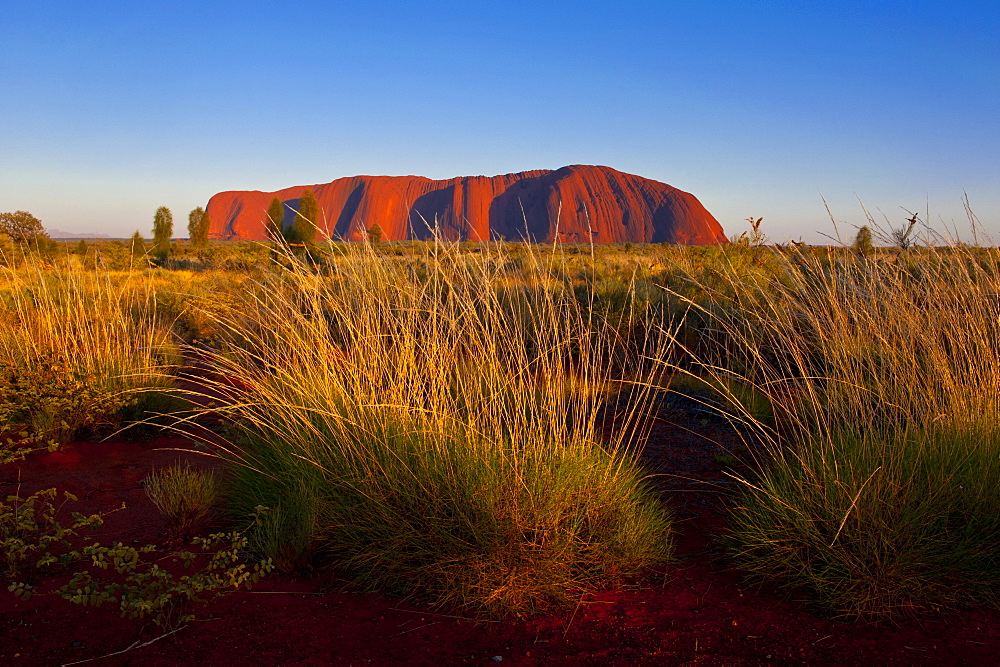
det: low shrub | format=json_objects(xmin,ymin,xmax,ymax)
[
  {"xmin": 1, "ymin": 488, "xmax": 104, "ymax": 579},
  {"xmin": 0, "ymin": 263, "xmax": 176, "ymax": 458},
  {"xmin": 0, "ymin": 353, "xmax": 138, "ymax": 458},
  {"xmin": 3, "ymin": 488, "xmax": 273, "ymax": 629}
]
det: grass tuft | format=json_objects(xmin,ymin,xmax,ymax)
[
  {"xmin": 144, "ymin": 462, "xmax": 220, "ymax": 535},
  {"xmin": 192, "ymin": 239, "xmax": 674, "ymax": 615},
  {"xmin": 665, "ymin": 242, "xmax": 1000, "ymax": 617}
]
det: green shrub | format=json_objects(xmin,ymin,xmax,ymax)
[
  {"xmin": 4, "ymin": 489, "xmax": 273, "ymax": 629},
  {"xmin": 0, "ymin": 353, "xmax": 138, "ymax": 458},
  {"xmin": 1, "ymin": 488, "xmax": 104, "ymax": 579},
  {"xmin": 0, "ymin": 263, "xmax": 176, "ymax": 458},
  {"xmin": 52, "ymin": 527, "xmax": 272, "ymax": 629}
]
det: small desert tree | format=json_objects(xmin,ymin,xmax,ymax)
[
  {"xmin": 130, "ymin": 231, "xmax": 147, "ymax": 259},
  {"xmin": 854, "ymin": 225, "xmax": 873, "ymax": 255},
  {"xmin": 293, "ymin": 190, "xmax": 320, "ymax": 245},
  {"xmin": 366, "ymin": 223, "xmax": 385, "ymax": 243},
  {"xmin": 0, "ymin": 210, "xmax": 46, "ymax": 244},
  {"xmin": 266, "ymin": 197, "xmax": 285, "ymax": 242},
  {"xmin": 152, "ymin": 206, "xmax": 173, "ymax": 260},
  {"xmin": 891, "ymin": 212, "xmax": 920, "ymax": 250},
  {"xmin": 188, "ymin": 207, "xmax": 211, "ymax": 248}
]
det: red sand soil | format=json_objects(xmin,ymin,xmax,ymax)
[{"xmin": 2, "ymin": 407, "xmax": 999, "ymax": 665}]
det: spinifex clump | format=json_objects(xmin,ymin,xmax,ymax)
[
  {"xmin": 197, "ymin": 239, "xmax": 674, "ymax": 615},
  {"xmin": 675, "ymin": 242, "xmax": 1000, "ymax": 616},
  {"xmin": 145, "ymin": 462, "xmax": 221, "ymax": 536}
]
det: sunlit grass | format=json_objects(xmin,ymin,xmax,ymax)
[
  {"xmin": 0, "ymin": 263, "xmax": 177, "ymax": 455},
  {"xmin": 665, "ymin": 243, "xmax": 1000, "ymax": 616},
  {"xmin": 190, "ymin": 239, "xmax": 675, "ymax": 615}
]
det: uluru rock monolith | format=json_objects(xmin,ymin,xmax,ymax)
[{"xmin": 205, "ymin": 165, "xmax": 727, "ymax": 244}]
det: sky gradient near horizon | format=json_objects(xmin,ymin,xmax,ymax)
[{"xmin": 2, "ymin": 1, "xmax": 997, "ymax": 243}]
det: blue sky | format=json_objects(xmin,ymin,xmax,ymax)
[{"xmin": 1, "ymin": 1, "xmax": 997, "ymax": 242}]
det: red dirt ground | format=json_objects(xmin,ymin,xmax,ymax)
[{"xmin": 2, "ymin": 405, "xmax": 999, "ymax": 665}]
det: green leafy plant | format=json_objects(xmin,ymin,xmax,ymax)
[
  {"xmin": 0, "ymin": 353, "xmax": 138, "ymax": 460},
  {"xmin": 4, "ymin": 490, "xmax": 274, "ymax": 630},
  {"xmin": 52, "ymin": 524, "xmax": 273, "ymax": 629},
  {"xmin": 1, "ymin": 488, "xmax": 105, "ymax": 579},
  {"xmin": 144, "ymin": 462, "xmax": 220, "ymax": 535}
]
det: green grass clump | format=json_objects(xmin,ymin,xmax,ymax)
[
  {"xmin": 144, "ymin": 462, "xmax": 221, "ymax": 535},
  {"xmin": 197, "ymin": 240, "xmax": 674, "ymax": 615},
  {"xmin": 731, "ymin": 426, "xmax": 1000, "ymax": 616},
  {"xmin": 672, "ymin": 242, "xmax": 1000, "ymax": 617}
]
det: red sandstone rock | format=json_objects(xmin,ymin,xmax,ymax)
[{"xmin": 205, "ymin": 165, "xmax": 727, "ymax": 244}]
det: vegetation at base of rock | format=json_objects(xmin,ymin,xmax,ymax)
[
  {"xmin": 265, "ymin": 196, "xmax": 284, "ymax": 241},
  {"xmin": 188, "ymin": 207, "xmax": 211, "ymax": 248},
  {"xmin": 288, "ymin": 189, "xmax": 319, "ymax": 245},
  {"xmin": 366, "ymin": 223, "xmax": 384, "ymax": 243}
]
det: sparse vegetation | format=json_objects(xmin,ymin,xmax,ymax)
[{"xmin": 3, "ymin": 489, "xmax": 272, "ymax": 630}]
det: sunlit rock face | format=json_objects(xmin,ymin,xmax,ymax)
[{"xmin": 206, "ymin": 165, "xmax": 728, "ymax": 244}]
